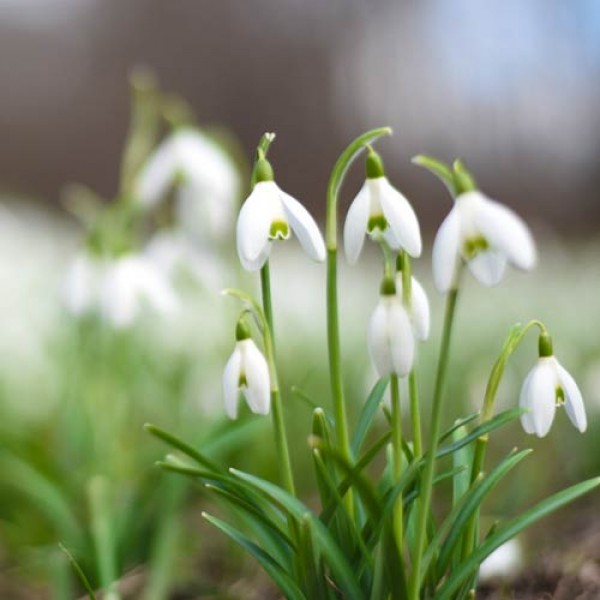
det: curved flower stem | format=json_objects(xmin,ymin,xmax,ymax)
[
  {"xmin": 260, "ymin": 261, "xmax": 295, "ymax": 496},
  {"xmin": 391, "ymin": 374, "xmax": 404, "ymax": 555},
  {"xmin": 325, "ymin": 127, "xmax": 392, "ymax": 515},
  {"xmin": 460, "ymin": 319, "xmax": 547, "ymax": 563},
  {"xmin": 410, "ymin": 284, "xmax": 461, "ymax": 600}
]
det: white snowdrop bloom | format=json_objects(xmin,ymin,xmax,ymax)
[
  {"xmin": 344, "ymin": 150, "xmax": 421, "ymax": 264},
  {"xmin": 236, "ymin": 158, "xmax": 325, "ymax": 271},
  {"xmin": 135, "ymin": 127, "xmax": 240, "ymax": 237},
  {"xmin": 144, "ymin": 229, "xmax": 227, "ymax": 292},
  {"xmin": 395, "ymin": 274, "xmax": 430, "ymax": 341},
  {"xmin": 432, "ymin": 190, "xmax": 536, "ymax": 293},
  {"xmin": 479, "ymin": 539, "xmax": 523, "ymax": 581},
  {"xmin": 519, "ymin": 339, "xmax": 587, "ymax": 437},
  {"xmin": 368, "ymin": 279, "xmax": 415, "ymax": 377},
  {"xmin": 63, "ymin": 252, "xmax": 106, "ymax": 316},
  {"xmin": 222, "ymin": 326, "xmax": 271, "ymax": 419},
  {"xmin": 100, "ymin": 254, "xmax": 178, "ymax": 329}
]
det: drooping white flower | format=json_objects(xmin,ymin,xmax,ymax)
[
  {"xmin": 368, "ymin": 279, "xmax": 415, "ymax": 377},
  {"xmin": 519, "ymin": 340, "xmax": 587, "ymax": 437},
  {"xmin": 344, "ymin": 150, "xmax": 421, "ymax": 264},
  {"xmin": 100, "ymin": 255, "xmax": 178, "ymax": 328},
  {"xmin": 222, "ymin": 325, "xmax": 271, "ymax": 419},
  {"xmin": 433, "ymin": 190, "xmax": 536, "ymax": 293},
  {"xmin": 63, "ymin": 252, "xmax": 178, "ymax": 328},
  {"xmin": 236, "ymin": 158, "xmax": 325, "ymax": 271},
  {"xmin": 395, "ymin": 273, "xmax": 430, "ymax": 341},
  {"xmin": 135, "ymin": 127, "xmax": 241, "ymax": 238}
]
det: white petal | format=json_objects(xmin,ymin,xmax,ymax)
[
  {"xmin": 378, "ymin": 178, "xmax": 422, "ymax": 257},
  {"xmin": 279, "ymin": 189, "xmax": 326, "ymax": 262},
  {"xmin": 236, "ymin": 182, "xmax": 278, "ymax": 271},
  {"xmin": 432, "ymin": 206, "xmax": 461, "ymax": 293},
  {"xmin": 467, "ymin": 249, "xmax": 507, "ymax": 287},
  {"xmin": 135, "ymin": 137, "xmax": 177, "ymax": 207},
  {"xmin": 343, "ymin": 181, "xmax": 370, "ymax": 264},
  {"xmin": 387, "ymin": 301, "xmax": 415, "ymax": 376},
  {"xmin": 555, "ymin": 361, "xmax": 587, "ymax": 433},
  {"xmin": 520, "ymin": 360, "xmax": 557, "ymax": 437},
  {"xmin": 173, "ymin": 129, "xmax": 240, "ymax": 236},
  {"xmin": 100, "ymin": 259, "xmax": 139, "ymax": 328},
  {"xmin": 240, "ymin": 340, "xmax": 271, "ymax": 415},
  {"xmin": 368, "ymin": 301, "xmax": 393, "ymax": 376},
  {"xmin": 129, "ymin": 257, "xmax": 179, "ymax": 314},
  {"xmin": 410, "ymin": 276, "xmax": 430, "ymax": 341},
  {"xmin": 223, "ymin": 347, "xmax": 242, "ymax": 419},
  {"xmin": 472, "ymin": 193, "xmax": 536, "ymax": 271},
  {"xmin": 519, "ymin": 367, "xmax": 537, "ymax": 434},
  {"xmin": 63, "ymin": 254, "xmax": 101, "ymax": 315}
]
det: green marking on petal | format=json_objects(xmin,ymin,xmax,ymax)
[
  {"xmin": 556, "ymin": 386, "xmax": 565, "ymax": 406},
  {"xmin": 367, "ymin": 214, "xmax": 387, "ymax": 234},
  {"xmin": 238, "ymin": 373, "xmax": 247, "ymax": 388},
  {"xmin": 463, "ymin": 236, "xmax": 489, "ymax": 259},
  {"xmin": 269, "ymin": 220, "xmax": 290, "ymax": 240}
]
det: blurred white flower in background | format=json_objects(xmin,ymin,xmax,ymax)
[
  {"xmin": 135, "ymin": 127, "xmax": 241, "ymax": 241},
  {"xmin": 395, "ymin": 274, "xmax": 430, "ymax": 341},
  {"xmin": 479, "ymin": 538, "xmax": 523, "ymax": 581},
  {"xmin": 64, "ymin": 251, "xmax": 178, "ymax": 329}
]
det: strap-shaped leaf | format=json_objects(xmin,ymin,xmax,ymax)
[
  {"xmin": 425, "ymin": 448, "xmax": 531, "ymax": 580},
  {"xmin": 351, "ymin": 377, "xmax": 389, "ymax": 455},
  {"xmin": 436, "ymin": 476, "xmax": 600, "ymax": 599},
  {"xmin": 203, "ymin": 512, "xmax": 307, "ymax": 600}
]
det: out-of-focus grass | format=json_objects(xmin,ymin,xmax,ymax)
[{"xmin": 0, "ymin": 199, "xmax": 598, "ymax": 595}]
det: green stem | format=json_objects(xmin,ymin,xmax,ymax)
[
  {"xmin": 409, "ymin": 370, "xmax": 422, "ymax": 458},
  {"xmin": 260, "ymin": 262, "xmax": 295, "ymax": 496},
  {"xmin": 325, "ymin": 128, "xmax": 391, "ymax": 514},
  {"xmin": 391, "ymin": 374, "xmax": 403, "ymax": 555},
  {"xmin": 460, "ymin": 319, "xmax": 547, "ymax": 562},
  {"xmin": 410, "ymin": 286, "xmax": 460, "ymax": 600},
  {"xmin": 398, "ymin": 252, "xmax": 422, "ymax": 457}
]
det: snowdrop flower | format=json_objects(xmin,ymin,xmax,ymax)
[
  {"xmin": 344, "ymin": 149, "xmax": 421, "ymax": 264},
  {"xmin": 479, "ymin": 539, "xmax": 523, "ymax": 581},
  {"xmin": 395, "ymin": 272, "xmax": 430, "ymax": 341},
  {"xmin": 433, "ymin": 190, "xmax": 536, "ymax": 293},
  {"xmin": 236, "ymin": 155, "xmax": 325, "ymax": 271},
  {"xmin": 100, "ymin": 254, "xmax": 178, "ymax": 328},
  {"xmin": 222, "ymin": 320, "xmax": 271, "ymax": 419},
  {"xmin": 135, "ymin": 127, "xmax": 240, "ymax": 237},
  {"xmin": 63, "ymin": 252, "xmax": 178, "ymax": 328},
  {"xmin": 519, "ymin": 334, "xmax": 587, "ymax": 437},
  {"xmin": 368, "ymin": 277, "xmax": 415, "ymax": 377}
]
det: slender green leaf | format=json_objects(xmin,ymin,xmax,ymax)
[
  {"xmin": 351, "ymin": 378, "xmax": 389, "ymax": 455},
  {"xmin": 145, "ymin": 423, "xmax": 221, "ymax": 472},
  {"xmin": 436, "ymin": 477, "xmax": 600, "ymax": 599},
  {"xmin": 59, "ymin": 543, "xmax": 97, "ymax": 600},
  {"xmin": 438, "ymin": 412, "xmax": 479, "ymax": 444},
  {"xmin": 203, "ymin": 513, "xmax": 306, "ymax": 600}
]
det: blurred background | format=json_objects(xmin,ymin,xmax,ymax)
[
  {"xmin": 1, "ymin": 1, "xmax": 600, "ymax": 598},
  {"xmin": 2, "ymin": 0, "xmax": 600, "ymax": 232}
]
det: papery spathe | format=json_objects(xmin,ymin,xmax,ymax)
[
  {"xmin": 432, "ymin": 191, "xmax": 536, "ymax": 293},
  {"xmin": 222, "ymin": 338, "xmax": 271, "ymax": 419},
  {"xmin": 519, "ymin": 356, "xmax": 587, "ymax": 437},
  {"xmin": 236, "ymin": 180, "xmax": 325, "ymax": 271}
]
